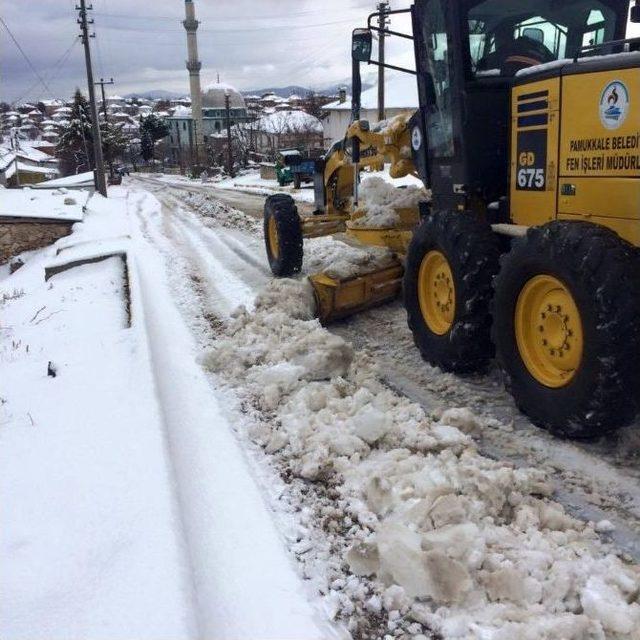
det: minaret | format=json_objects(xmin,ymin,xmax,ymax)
[{"xmin": 183, "ymin": 0, "xmax": 204, "ymax": 160}]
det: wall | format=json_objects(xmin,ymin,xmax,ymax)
[
  {"xmin": 0, "ymin": 220, "xmax": 74, "ymax": 265},
  {"xmin": 322, "ymin": 107, "xmax": 416, "ymax": 147}
]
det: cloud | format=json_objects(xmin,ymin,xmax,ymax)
[
  {"xmin": 1, "ymin": 0, "xmax": 379, "ymax": 103},
  {"xmin": 3, "ymin": 1, "xmax": 638, "ymax": 104}
]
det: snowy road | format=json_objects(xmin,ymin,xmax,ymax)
[
  {"xmin": 133, "ymin": 174, "xmax": 640, "ymax": 564},
  {"xmin": 125, "ymin": 187, "xmax": 330, "ymax": 639},
  {"xmin": 5, "ymin": 176, "xmax": 636, "ymax": 638}
]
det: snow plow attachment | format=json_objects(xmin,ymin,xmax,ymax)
[{"xmin": 309, "ymin": 262, "xmax": 404, "ymax": 324}]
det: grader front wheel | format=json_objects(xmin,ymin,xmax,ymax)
[
  {"xmin": 404, "ymin": 211, "xmax": 501, "ymax": 374},
  {"xmin": 263, "ymin": 194, "xmax": 303, "ymax": 277},
  {"xmin": 492, "ymin": 222, "xmax": 640, "ymax": 438}
]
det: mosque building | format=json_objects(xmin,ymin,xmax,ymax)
[{"xmin": 167, "ymin": 1, "xmax": 249, "ymax": 163}]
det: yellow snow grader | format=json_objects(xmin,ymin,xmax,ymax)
[{"xmin": 263, "ymin": 0, "xmax": 640, "ymax": 439}]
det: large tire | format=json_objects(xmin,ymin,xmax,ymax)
[
  {"xmin": 492, "ymin": 221, "xmax": 640, "ymax": 438},
  {"xmin": 404, "ymin": 211, "xmax": 501, "ymax": 374},
  {"xmin": 263, "ymin": 194, "xmax": 303, "ymax": 277}
]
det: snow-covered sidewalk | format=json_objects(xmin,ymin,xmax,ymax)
[{"xmin": 0, "ymin": 187, "xmax": 326, "ymax": 640}]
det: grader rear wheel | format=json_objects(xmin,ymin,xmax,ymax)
[
  {"xmin": 493, "ymin": 221, "xmax": 640, "ymax": 438},
  {"xmin": 263, "ymin": 194, "xmax": 303, "ymax": 277},
  {"xmin": 404, "ymin": 211, "xmax": 501, "ymax": 374}
]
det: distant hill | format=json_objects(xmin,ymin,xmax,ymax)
[
  {"xmin": 243, "ymin": 82, "xmax": 372, "ymax": 98},
  {"xmin": 123, "ymin": 90, "xmax": 185, "ymax": 100},
  {"xmin": 242, "ymin": 85, "xmax": 312, "ymax": 98},
  {"xmin": 123, "ymin": 82, "xmax": 373, "ymax": 102}
]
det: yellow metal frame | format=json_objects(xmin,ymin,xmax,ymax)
[
  {"xmin": 510, "ymin": 69, "xmax": 639, "ymax": 248},
  {"xmin": 310, "ymin": 263, "xmax": 404, "ymax": 324},
  {"xmin": 301, "ymin": 214, "xmax": 349, "ymax": 239}
]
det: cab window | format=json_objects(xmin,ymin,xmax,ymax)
[{"xmin": 467, "ymin": 0, "xmax": 618, "ymax": 77}]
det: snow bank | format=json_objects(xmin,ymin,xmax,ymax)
[
  {"xmin": 350, "ymin": 176, "xmax": 427, "ymax": 229},
  {"xmin": 0, "ymin": 195, "xmax": 196, "ymax": 640},
  {"xmin": 177, "ymin": 191, "xmax": 261, "ymax": 233},
  {"xmin": 304, "ymin": 235, "xmax": 397, "ymax": 281},
  {"xmin": 202, "ymin": 278, "xmax": 640, "ymax": 639}
]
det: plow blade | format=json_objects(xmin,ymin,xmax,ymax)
[
  {"xmin": 301, "ymin": 214, "xmax": 349, "ymax": 239},
  {"xmin": 309, "ymin": 263, "xmax": 404, "ymax": 324}
]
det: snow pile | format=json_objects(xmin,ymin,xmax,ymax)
[
  {"xmin": 202, "ymin": 278, "xmax": 640, "ymax": 639},
  {"xmin": 350, "ymin": 176, "xmax": 427, "ymax": 229},
  {"xmin": 304, "ymin": 236, "xmax": 397, "ymax": 281},
  {"xmin": 178, "ymin": 191, "xmax": 261, "ymax": 233}
]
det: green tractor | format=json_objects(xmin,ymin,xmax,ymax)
[{"xmin": 275, "ymin": 149, "xmax": 317, "ymax": 188}]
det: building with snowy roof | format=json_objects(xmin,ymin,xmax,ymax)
[
  {"xmin": 252, "ymin": 109, "xmax": 323, "ymax": 156},
  {"xmin": 166, "ymin": 81, "xmax": 250, "ymax": 163},
  {"xmin": 0, "ymin": 143, "xmax": 60, "ymax": 187},
  {"xmin": 321, "ymin": 72, "xmax": 419, "ymax": 146}
]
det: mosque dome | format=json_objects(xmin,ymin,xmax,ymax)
[{"xmin": 202, "ymin": 82, "xmax": 246, "ymax": 110}]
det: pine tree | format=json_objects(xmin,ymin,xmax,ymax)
[
  {"xmin": 56, "ymin": 89, "xmax": 93, "ymax": 176},
  {"xmin": 139, "ymin": 114, "xmax": 169, "ymax": 163},
  {"xmin": 100, "ymin": 122, "xmax": 126, "ymax": 169}
]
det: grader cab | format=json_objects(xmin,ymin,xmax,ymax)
[{"xmin": 263, "ymin": 0, "xmax": 640, "ymax": 438}]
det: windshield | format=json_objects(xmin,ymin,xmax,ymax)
[{"xmin": 467, "ymin": 0, "xmax": 618, "ymax": 76}]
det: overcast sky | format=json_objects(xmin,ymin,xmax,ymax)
[
  {"xmin": 2, "ymin": 1, "xmax": 639, "ymax": 104},
  {"xmin": 1, "ymin": 0, "xmax": 402, "ymax": 104}
]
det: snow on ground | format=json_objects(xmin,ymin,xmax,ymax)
[
  {"xmin": 5, "ymin": 175, "xmax": 640, "ymax": 640},
  {"xmin": 0, "ymin": 187, "xmax": 88, "ymax": 221},
  {"xmin": 34, "ymin": 170, "xmax": 95, "ymax": 189},
  {"xmin": 0, "ymin": 186, "xmax": 327, "ymax": 640},
  {"xmin": 139, "ymin": 177, "xmax": 640, "ymax": 639},
  {"xmin": 216, "ymin": 170, "xmax": 317, "ymax": 203},
  {"xmin": 0, "ymin": 192, "xmax": 195, "ymax": 640},
  {"xmin": 199, "ymin": 274, "xmax": 640, "ymax": 639},
  {"xmin": 153, "ymin": 162, "xmax": 425, "ymax": 210}
]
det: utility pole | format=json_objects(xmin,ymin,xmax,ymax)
[
  {"xmin": 377, "ymin": 1, "xmax": 390, "ymax": 122},
  {"xmin": 95, "ymin": 77, "xmax": 114, "ymax": 179},
  {"xmin": 224, "ymin": 90, "xmax": 234, "ymax": 178},
  {"xmin": 95, "ymin": 77, "xmax": 114, "ymax": 123},
  {"xmin": 77, "ymin": 0, "xmax": 107, "ymax": 196},
  {"xmin": 11, "ymin": 131, "xmax": 20, "ymax": 187}
]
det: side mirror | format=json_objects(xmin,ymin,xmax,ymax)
[
  {"xmin": 631, "ymin": 2, "xmax": 640, "ymax": 22},
  {"xmin": 352, "ymin": 28, "xmax": 372, "ymax": 62}
]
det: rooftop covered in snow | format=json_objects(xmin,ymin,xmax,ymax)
[{"xmin": 0, "ymin": 188, "xmax": 88, "ymax": 222}]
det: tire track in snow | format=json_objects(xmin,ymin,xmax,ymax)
[
  {"xmin": 176, "ymin": 210, "xmax": 270, "ymax": 287},
  {"xmin": 142, "ymin": 182, "xmax": 270, "ymax": 303},
  {"xmin": 127, "ymin": 188, "xmax": 327, "ymax": 640},
  {"xmin": 169, "ymin": 215, "xmax": 257, "ymax": 316}
]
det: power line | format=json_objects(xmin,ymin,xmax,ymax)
[
  {"xmin": 11, "ymin": 36, "xmax": 79, "ymax": 104},
  {"xmin": 91, "ymin": 17, "xmax": 363, "ymax": 35},
  {"xmin": 1, "ymin": 16, "xmax": 54, "ymax": 95}
]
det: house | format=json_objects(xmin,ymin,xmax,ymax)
[
  {"xmin": 0, "ymin": 143, "xmax": 60, "ymax": 187},
  {"xmin": 0, "ymin": 187, "xmax": 87, "ymax": 265},
  {"xmin": 253, "ymin": 110, "xmax": 323, "ymax": 156},
  {"xmin": 321, "ymin": 72, "xmax": 419, "ymax": 147}
]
